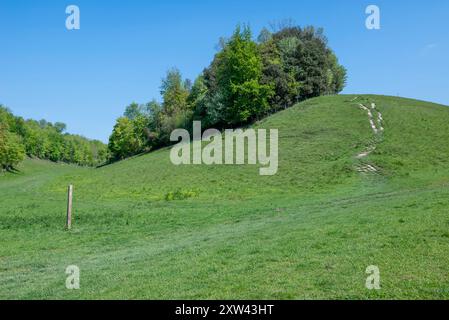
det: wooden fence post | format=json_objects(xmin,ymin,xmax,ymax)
[{"xmin": 67, "ymin": 185, "xmax": 73, "ymax": 230}]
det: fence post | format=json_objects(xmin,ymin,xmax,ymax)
[{"xmin": 67, "ymin": 185, "xmax": 73, "ymax": 230}]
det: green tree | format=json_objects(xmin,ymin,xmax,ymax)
[
  {"xmin": 269, "ymin": 26, "xmax": 347, "ymax": 101},
  {"xmin": 144, "ymin": 100, "xmax": 163, "ymax": 146},
  {"xmin": 160, "ymin": 68, "xmax": 190, "ymax": 116},
  {"xmin": 259, "ymin": 34, "xmax": 300, "ymax": 112},
  {"xmin": 108, "ymin": 117, "xmax": 143, "ymax": 160},
  {"xmin": 1, "ymin": 105, "xmax": 107, "ymax": 167},
  {"xmin": 54, "ymin": 122, "xmax": 67, "ymax": 133},
  {"xmin": 104, "ymin": 24, "xmax": 347, "ymax": 162},
  {"xmin": 188, "ymin": 75, "xmax": 209, "ymax": 123},
  {"xmin": 0, "ymin": 123, "xmax": 25, "ymax": 171},
  {"xmin": 209, "ymin": 25, "xmax": 273, "ymax": 125},
  {"xmin": 326, "ymin": 52, "xmax": 347, "ymax": 94},
  {"xmin": 124, "ymin": 102, "xmax": 144, "ymax": 120}
]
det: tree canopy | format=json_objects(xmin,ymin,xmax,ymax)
[
  {"xmin": 107, "ymin": 23, "xmax": 347, "ymax": 162},
  {"xmin": 0, "ymin": 105, "xmax": 107, "ymax": 170}
]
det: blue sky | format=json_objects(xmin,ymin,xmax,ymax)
[{"xmin": 1, "ymin": 0, "xmax": 448, "ymax": 142}]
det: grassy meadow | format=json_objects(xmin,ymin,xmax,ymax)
[{"xmin": 1, "ymin": 94, "xmax": 449, "ymax": 299}]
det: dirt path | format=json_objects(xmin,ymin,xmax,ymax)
[
  {"xmin": 358, "ymin": 103, "xmax": 384, "ymax": 136},
  {"xmin": 354, "ymin": 101, "xmax": 385, "ymax": 174}
]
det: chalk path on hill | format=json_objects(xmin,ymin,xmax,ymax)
[{"xmin": 354, "ymin": 102, "xmax": 384, "ymax": 174}]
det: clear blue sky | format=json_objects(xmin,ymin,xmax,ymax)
[{"xmin": 1, "ymin": 0, "xmax": 448, "ymax": 142}]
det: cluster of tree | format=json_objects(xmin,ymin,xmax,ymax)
[
  {"xmin": 108, "ymin": 24, "xmax": 347, "ymax": 160},
  {"xmin": 0, "ymin": 105, "xmax": 107, "ymax": 171}
]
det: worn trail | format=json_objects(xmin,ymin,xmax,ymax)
[{"xmin": 354, "ymin": 101, "xmax": 385, "ymax": 174}]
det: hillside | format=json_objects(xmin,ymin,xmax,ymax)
[{"xmin": 1, "ymin": 94, "xmax": 449, "ymax": 299}]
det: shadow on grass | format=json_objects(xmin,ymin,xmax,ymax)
[{"xmin": 1, "ymin": 166, "xmax": 21, "ymax": 174}]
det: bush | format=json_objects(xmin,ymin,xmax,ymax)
[
  {"xmin": 164, "ymin": 189, "xmax": 199, "ymax": 201},
  {"xmin": 0, "ymin": 124, "xmax": 25, "ymax": 171}
]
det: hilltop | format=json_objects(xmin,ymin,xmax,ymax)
[{"xmin": 1, "ymin": 94, "xmax": 449, "ymax": 299}]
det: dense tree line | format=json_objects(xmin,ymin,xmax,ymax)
[
  {"xmin": 0, "ymin": 106, "xmax": 107, "ymax": 171},
  {"xmin": 108, "ymin": 24, "xmax": 347, "ymax": 160}
]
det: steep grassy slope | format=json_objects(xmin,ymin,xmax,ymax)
[{"xmin": 1, "ymin": 95, "xmax": 449, "ymax": 299}]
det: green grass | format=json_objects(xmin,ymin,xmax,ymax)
[{"xmin": 1, "ymin": 94, "xmax": 449, "ymax": 299}]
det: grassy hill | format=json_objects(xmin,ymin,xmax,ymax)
[{"xmin": 1, "ymin": 94, "xmax": 449, "ymax": 299}]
